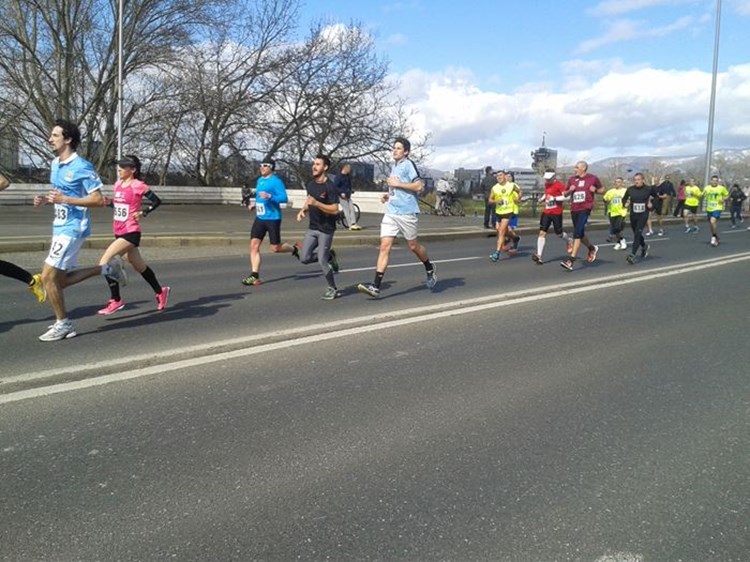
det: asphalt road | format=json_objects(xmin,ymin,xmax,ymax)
[{"xmin": 1, "ymin": 226, "xmax": 749, "ymax": 560}]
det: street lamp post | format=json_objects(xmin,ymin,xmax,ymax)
[
  {"xmin": 117, "ymin": 0, "xmax": 124, "ymax": 161},
  {"xmin": 704, "ymin": 0, "xmax": 721, "ymax": 186}
]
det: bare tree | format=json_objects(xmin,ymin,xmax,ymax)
[
  {"xmin": 0, "ymin": 0, "xmax": 220, "ymax": 178},
  {"xmin": 257, "ymin": 21, "xmax": 426, "ymax": 187}
]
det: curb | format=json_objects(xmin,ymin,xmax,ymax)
[{"xmin": 0, "ymin": 219, "xmax": 643, "ymax": 254}]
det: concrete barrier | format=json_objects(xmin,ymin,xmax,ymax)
[{"xmin": 0, "ymin": 184, "xmax": 387, "ymax": 213}]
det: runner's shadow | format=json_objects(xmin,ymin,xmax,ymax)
[
  {"xmin": 0, "ymin": 316, "xmax": 43, "ymax": 334},
  {"xmin": 379, "ymin": 277, "xmax": 464, "ymax": 299},
  {"xmin": 91, "ymin": 292, "xmax": 245, "ymax": 333}
]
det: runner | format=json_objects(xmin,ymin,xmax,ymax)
[
  {"xmin": 560, "ymin": 161, "xmax": 604, "ymax": 271},
  {"xmin": 241, "ymin": 158, "xmax": 298, "ymax": 286},
  {"xmin": 505, "ymin": 171, "xmax": 522, "ymax": 253},
  {"xmin": 532, "ymin": 169, "xmax": 570, "ymax": 264},
  {"xmin": 1, "ymin": 173, "xmax": 46, "ymax": 302},
  {"xmin": 96, "ymin": 155, "xmax": 170, "ymax": 315},
  {"xmin": 683, "ymin": 178, "xmax": 702, "ymax": 233},
  {"xmin": 702, "ymin": 175, "xmax": 729, "ymax": 246},
  {"xmin": 646, "ymin": 175, "xmax": 672, "ymax": 236},
  {"xmin": 357, "ymin": 137, "xmax": 436, "ymax": 297},
  {"xmin": 488, "ymin": 170, "xmax": 519, "ymax": 262},
  {"xmin": 602, "ymin": 177, "xmax": 628, "ymax": 250},
  {"xmin": 294, "ymin": 154, "xmax": 341, "ymax": 300},
  {"xmin": 34, "ymin": 119, "xmax": 126, "ymax": 341},
  {"xmin": 622, "ymin": 173, "xmax": 658, "ymax": 264}
]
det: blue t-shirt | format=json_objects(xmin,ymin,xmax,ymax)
[
  {"xmin": 254, "ymin": 174, "xmax": 288, "ymax": 220},
  {"xmin": 385, "ymin": 158, "xmax": 421, "ymax": 215},
  {"xmin": 50, "ymin": 154, "xmax": 103, "ymax": 237}
]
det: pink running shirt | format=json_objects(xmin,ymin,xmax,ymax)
[{"xmin": 112, "ymin": 178, "xmax": 149, "ymax": 236}]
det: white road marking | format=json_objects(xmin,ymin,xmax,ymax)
[
  {"xmin": 3, "ymin": 251, "xmax": 750, "ymax": 404},
  {"xmin": 340, "ymin": 255, "xmax": 481, "ymax": 273}
]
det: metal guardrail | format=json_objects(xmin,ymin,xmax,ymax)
[{"xmin": 0, "ymin": 185, "xmax": 388, "ymax": 213}]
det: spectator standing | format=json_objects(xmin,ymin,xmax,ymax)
[
  {"xmin": 480, "ymin": 166, "xmax": 497, "ymax": 229},
  {"xmin": 728, "ymin": 183, "xmax": 746, "ymax": 228},
  {"xmin": 335, "ymin": 163, "xmax": 361, "ymax": 230}
]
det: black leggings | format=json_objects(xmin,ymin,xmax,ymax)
[
  {"xmin": 630, "ymin": 213, "xmax": 648, "ymax": 254},
  {"xmin": 0, "ymin": 259, "xmax": 33, "ymax": 284}
]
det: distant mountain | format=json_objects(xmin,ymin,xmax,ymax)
[{"xmin": 590, "ymin": 148, "xmax": 750, "ymax": 176}]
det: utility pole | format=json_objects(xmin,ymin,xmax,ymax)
[{"xmin": 704, "ymin": 0, "xmax": 721, "ymax": 187}]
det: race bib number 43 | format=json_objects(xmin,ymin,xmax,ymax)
[{"xmin": 53, "ymin": 204, "xmax": 68, "ymax": 225}]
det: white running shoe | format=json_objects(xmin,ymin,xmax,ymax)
[{"xmin": 39, "ymin": 320, "xmax": 77, "ymax": 341}]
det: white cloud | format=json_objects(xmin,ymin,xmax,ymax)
[
  {"xmin": 384, "ymin": 33, "xmax": 408, "ymax": 46},
  {"xmin": 729, "ymin": 0, "xmax": 750, "ymax": 15},
  {"xmin": 394, "ymin": 64, "xmax": 750, "ymax": 171},
  {"xmin": 575, "ymin": 14, "xmax": 695, "ymax": 54},
  {"xmin": 589, "ymin": 0, "xmax": 700, "ymax": 17}
]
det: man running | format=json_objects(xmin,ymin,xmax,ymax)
[
  {"xmin": 622, "ymin": 173, "xmax": 658, "ymax": 264},
  {"xmin": 1, "ymin": 173, "xmax": 46, "ymax": 302},
  {"xmin": 488, "ymin": 170, "xmax": 519, "ymax": 262},
  {"xmin": 34, "ymin": 119, "xmax": 126, "ymax": 341},
  {"xmin": 703, "ymin": 175, "xmax": 729, "ymax": 246},
  {"xmin": 602, "ymin": 177, "xmax": 628, "ymax": 250},
  {"xmin": 646, "ymin": 175, "xmax": 673, "ymax": 236},
  {"xmin": 560, "ymin": 161, "xmax": 604, "ymax": 271},
  {"xmin": 505, "ymin": 171, "xmax": 522, "ymax": 253},
  {"xmin": 683, "ymin": 179, "xmax": 702, "ymax": 233},
  {"xmin": 358, "ymin": 137, "xmax": 436, "ymax": 297},
  {"xmin": 532, "ymin": 169, "xmax": 570, "ymax": 264},
  {"xmin": 295, "ymin": 154, "xmax": 341, "ymax": 300},
  {"xmin": 242, "ymin": 158, "xmax": 297, "ymax": 286}
]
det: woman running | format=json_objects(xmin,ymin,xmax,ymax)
[{"xmin": 97, "ymin": 155, "xmax": 170, "ymax": 315}]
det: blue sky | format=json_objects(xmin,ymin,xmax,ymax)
[{"xmin": 299, "ymin": 0, "xmax": 750, "ymax": 170}]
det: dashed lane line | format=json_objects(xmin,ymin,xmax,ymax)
[{"xmin": 2, "ymin": 251, "xmax": 749, "ymax": 404}]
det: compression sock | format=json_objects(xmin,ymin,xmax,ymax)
[
  {"xmin": 106, "ymin": 276, "xmax": 121, "ymax": 301},
  {"xmin": 140, "ymin": 266, "xmax": 162, "ymax": 293}
]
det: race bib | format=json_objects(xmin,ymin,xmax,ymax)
[
  {"xmin": 545, "ymin": 199, "xmax": 557, "ymax": 209},
  {"xmin": 497, "ymin": 198, "xmax": 508, "ymax": 207},
  {"xmin": 573, "ymin": 191, "xmax": 586, "ymax": 203},
  {"xmin": 633, "ymin": 202, "xmax": 646, "ymax": 213},
  {"xmin": 53, "ymin": 204, "xmax": 68, "ymax": 225},
  {"xmin": 706, "ymin": 201, "xmax": 718, "ymax": 211},
  {"xmin": 113, "ymin": 203, "xmax": 129, "ymax": 222},
  {"xmin": 611, "ymin": 197, "xmax": 621, "ymax": 206},
  {"xmin": 255, "ymin": 202, "xmax": 266, "ymax": 215}
]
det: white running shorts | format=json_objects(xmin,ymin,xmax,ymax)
[
  {"xmin": 380, "ymin": 213, "xmax": 419, "ymax": 241},
  {"xmin": 45, "ymin": 233, "xmax": 85, "ymax": 271}
]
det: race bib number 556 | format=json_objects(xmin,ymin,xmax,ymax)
[{"xmin": 113, "ymin": 203, "xmax": 129, "ymax": 222}]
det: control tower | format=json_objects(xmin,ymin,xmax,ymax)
[{"xmin": 530, "ymin": 133, "xmax": 557, "ymax": 174}]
